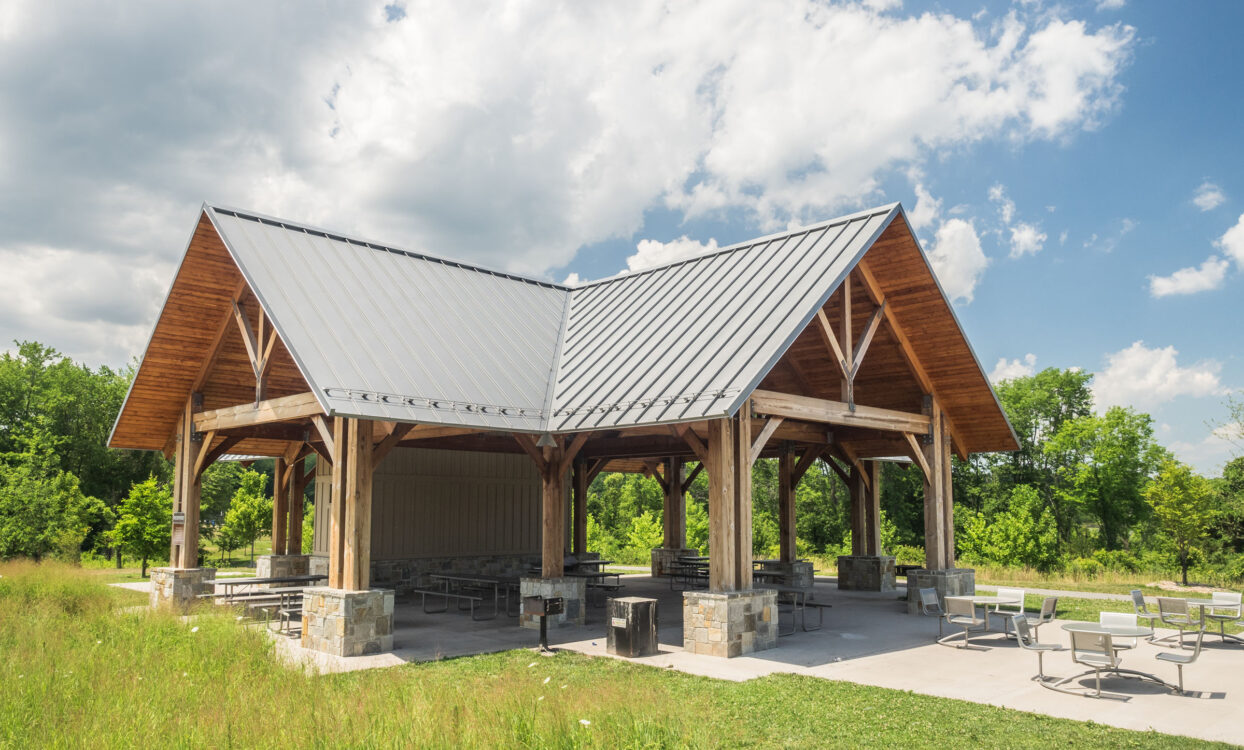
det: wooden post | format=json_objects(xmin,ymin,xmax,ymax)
[
  {"xmin": 942, "ymin": 432, "xmax": 955, "ymax": 569},
  {"xmin": 863, "ymin": 460, "xmax": 882, "ymax": 556},
  {"xmin": 173, "ymin": 394, "xmax": 204, "ymax": 569},
  {"xmin": 271, "ymin": 456, "xmax": 288, "ymax": 558},
  {"xmin": 572, "ymin": 456, "xmax": 588, "ymax": 557},
  {"xmin": 169, "ymin": 413, "xmax": 184, "ymax": 567},
  {"xmin": 707, "ymin": 406, "xmax": 753, "ymax": 592},
  {"xmin": 541, "ymin": 442, "xmax": 566, "ymax": 579},
  {"xmin": 922, "ymin": 397, "xmax": 947, "ymax": 571},
  {"xmin": 327, "ymin": 417, "xmax": 349, "ymax": 588},
  {"xmin": 849, "ymin": 464, "xmax": 867, "ymax": 556},
  {"xmin": 778, "ymin": 445, "xmax": 796, "ymax": 563},
  {"xmin": 342, "ymin": 418, "xmax": 374, "ymax": 591},
  {"xmin": 288, "ymin": 456, "xmax": 311, "ymax": 555},
  {"xmin": 664, "ymin": 457, "xmax": 685, "ymax": 549}
]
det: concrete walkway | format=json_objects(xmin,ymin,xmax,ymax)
[{"xmin": 270, "ymin": 576, "xmax": 1243, "ymax": 745}]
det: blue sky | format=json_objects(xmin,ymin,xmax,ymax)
[{"xmin": 0, "ymin": 0, "xmax": 1239, "ymax": 473}]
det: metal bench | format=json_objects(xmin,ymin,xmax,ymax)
[{"xmin": 408, "ymin": 588, "xmax": 488, "ymax": 620}]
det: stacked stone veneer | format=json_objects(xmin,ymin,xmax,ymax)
[
  {"xmin": 370, "ymin": 554, "xmax": 539, "ymax": 593},
  {"xmin": 905, "ymin": 568, "xmax": 975, "ymax": 614},
  {"xmin": 150, "ymin": 567, "xmax": 216, "ymax": 610},
  {"xmin": 757, "ymin": 561, "xmax": 815, "ymax": 592},
  {"xmin": 309, "ymin": 555, "xmax": 329, "ymax": 578},
  {"xmin": 683, "ymin": 589, "xmax": 778, "ymax": 658},
  {"xmin": 256, "ymin": 554, "xmax": 310, "ymax": 584},
  {"xmin": 650, "ymin": 547, "xmax": 700, "ymax": 577},
  {"xmin": 836, "ymin": 555, "xmax": 896, "ymax": 592},
  {"xmin": 300, "ymin": 587, "xmax": 395, "ymax": 656},
  {"xmin": 518, "ymin": 577, "xmax": 586, "ymax": 629}
]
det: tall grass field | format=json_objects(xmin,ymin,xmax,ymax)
[{"xmin": 0, "ymin": 561, "xmax": 1230, "ymax": 749}]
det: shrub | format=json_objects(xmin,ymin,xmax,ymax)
[{"xmin": 1066, "ymin": 557, "xmax": 1103, "ymax": 580}]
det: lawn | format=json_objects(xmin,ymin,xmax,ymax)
[{"xmin": 0, "ymin": 561, "xmax": 1230, "ymax": 749}]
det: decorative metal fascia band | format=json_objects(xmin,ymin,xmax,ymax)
[
  {"xmin": 323, "ymin": 388, "xmax": 545, "ymax": 419},
  {"xmin": 550, "ymin": 388, "xmax": 740, "ymax": 417}
]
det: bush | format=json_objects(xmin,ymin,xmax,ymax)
[
  {"xmin": 1091, "ymin": 549, "xmax": 1140, "ymax": 573},
  {"xmin": 1066, "ymin": 557, "xmax": 1103, "ymax": 580}
]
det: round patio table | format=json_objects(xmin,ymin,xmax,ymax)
[
  {"xmin": 1183, "ymin": 597, "xmax": 1244, "ymax": 646},
  {"xmin": 1046, "ymin": 621, "xmax": 1172, "ymax": 695}
]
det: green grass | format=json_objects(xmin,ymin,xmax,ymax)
[{"xmin": 0, "ymin": 561, "xmax": 1232, "ymax": 749}]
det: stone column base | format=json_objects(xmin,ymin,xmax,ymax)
[
  {"xmin": 757, "ymin": 560, "xmax": 815, "ymax": 591},
  {"xmin": 308, "ymin": 555, "xmax": 329, "ymax": 578},
  {"xmin": 300, "ymin": 587, "xmax": 395, "ymax": 656},
  {"xmin": 836, "ymin": 555, "xmax": 896, "ymax": 592},
  {"xmin": 519, "ymin": 577, "xmax": 586, "ymax": 629},
  {"xmin": 905, "ymin": 568, "xmax": 975, "ymax": 614},
  {"xmin": 256, "ymin": 554, "xmax": 310, "ymax": 585},
  {"xmin": 683, "ymin": 589, "xmax": 778, "ymax": 658},
  {"xmin": 150, "ymin": 567, "xmax": 216, "ymax": 610},
  {"xmin": 651, "ymin": 547, "xmax": 699, "ymax": 577}
]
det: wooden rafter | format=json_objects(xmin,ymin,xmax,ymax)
[
  {"xmin": 193, "ymin": 391, "xmax": 324, "ymax": 432},
  {"xmin": 812, "ymin": 271, "xmax": 890, "ymax": 410},
  {"xmin": 855, "ymin": 258, "xmax": 970, "ymax": 460},
  {"xmin": 232, "ymin": 298, "xmax": 279, "ymax": 402},
  {"xmin": 311, "ymin": 415, "xmax": 336, "ymax": 456},
  {"xmin": 751, "ymin": 390, "xmax": 930, "ymax": 434}
]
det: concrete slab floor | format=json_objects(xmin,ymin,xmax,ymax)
[{"xmin": 261, "ymin": 576, "xmax": 1241, "ymax": 746}]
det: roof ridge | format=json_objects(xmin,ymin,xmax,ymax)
[
  {"xmin": 572, "ymin": 202, "xmax": 901, "ymax": 289},
  {"xmin": 204, "ymin": 202, "xmax": 573, "ymax": 292}
]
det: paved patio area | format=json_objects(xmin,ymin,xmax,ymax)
[{"xmin": 262, "ymin": 575, "xmax": 1242, "ymax": 745}]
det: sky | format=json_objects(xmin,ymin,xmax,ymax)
[{"xmin": 0, "ymin": 0, "xmax": 1240, "ymax": 475}]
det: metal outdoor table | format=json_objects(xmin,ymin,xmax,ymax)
[
  {"xmin": 947, "ymin": 594, "xmax": 1024, "ymax": 637},
  {"xmin": 1183, "ymin": 597, "xmax": 1244, "ymax": 645},
  {"xmin": 757, "ymin": 584, "xmax": 822, "ymax": 635},
  {"xmin": 428, "ymin": 574, "xmax": 504, "ymax": 620},
  {"xmin": 217, "ymin": 574, "xmax": 326, "ymax": 599},
  {"xmin": 1044, "ymin": 621, "xmax": 1172, "ymax": 696}
]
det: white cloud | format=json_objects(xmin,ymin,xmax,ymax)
[
  {"xmin": 927, "ymin": 219, "xmax": 989, "ymax": 304},
  {"xmin": 990, "ymin": 353, "xmax": 1037, "ymax": 382},
  {"xmin": 908, "ymin": 183, "xmax": 942, "ymax": 233},
  {"xmin": 1058, "ymin": 230, "xmax": 1068, "ymax": 246},
  {"xmin": 1192, "ymin": 181, "xmax": 1226, "ymax": 212},
  {"xmin": 989, "ymin": 184, "xmax": 1016, "ymax": 225},
  {"xmin": 1008, "ymin": 222, "xmax": 1047, "ymax": 257},
  {"xmin": 1169, "ymin": 424, "xmax": 1240, "ymax": 477},
  {"xmin": 1148, "ymin": 256, "xmax": 1229, "ymax": 297},
  {"xmin": 1096, "ymin": 0, "xmax": 1126, "ymax": 10},
  {"xmin": 626, "ymin": 236, "xmax": 720, "ymax": 272},
  {"xmin": 1092, "ymin": 341, "xmax": 1225, "ymax": 412},
  {"xmin": 1218, "ymin": 213, "xmax": 1244, "ymax": 266},
  {"xmin": 0, "ymin": 1, "xmax": 1136, "ymax": 366},
  {"xmin": 562, "ymin": 272, "xmax": 582, "ymax": 286}
]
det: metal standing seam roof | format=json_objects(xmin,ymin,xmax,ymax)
[{"xmin": 201, "ymin": 202, "xmax": 899, "ymax": 435}]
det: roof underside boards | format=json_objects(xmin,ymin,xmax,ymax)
[
  {"xmin": 549, "ymin": 205, "xmax": 898, "ymax": 431},
  {"xmin": 206, "ymin": 207, "xmax": 566, "ymax": 432}
]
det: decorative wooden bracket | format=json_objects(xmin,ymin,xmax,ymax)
[
  {"xmin": 815, "ymin": 272, "xmax": 886, "ymax": 411},
  {"xmin": 642, "ymin": 459, "xmax": 669, "ymax": 493},
  {"xmin": 748, "ymin": 417, "xmax": 784, "ymax": 467},
  {"xmin": 903, "ymin": 432, "xmax": 933, "ymax": 476},
  {"xmin": 372, "ymin": 423, "xmax": 416, "ymax": 469},
  {"xmin": 670, "ymin": 424, "xmax": 710, "ymax": 465},
  {"xmin": 233, "ymin": 298, "xmax": 279, "ymax": 403},
  {"xmin": 512, "ymin": 433, "xmax": 588, "ymax": 479},
  {"xmin": 789, "ymin": 445, "xmax": 826, "ymax": 490},
  {"xmin": 682, "ymin": 462, "xmax": 704, "ymax": 492}
]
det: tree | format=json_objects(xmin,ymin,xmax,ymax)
[
  {"xmin": 1144, "ymin": 460, "xmax": 1214, "ymax": 586},
  {"xmin": 106, "ymin": 476, "xmax": 171, "ymax": 577},
  {"xmin": 218, "ymin": 469, "xmax": 271, "ymax": 563}
]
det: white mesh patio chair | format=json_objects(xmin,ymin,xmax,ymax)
[
  {"xmin": 918, "ymin": 588, "xmax": 944, "ymax": 637},
  {"xmin": 1155, "ymin": 628, "xmax": 1205, "ymax": 694},
  {"xmin": 1099, "ymin": 612, "xmax": 1140, "ymax": 652},
  {"xmin": 987, "ymin": 588, "xmax": 1025, "ymax": 637},
  {"xmin": 1130, "ymin": 590, "xmax": 1160, "ymax": 639},
  {"xmin": 939, "ymin": 596, "xmax": 987, "ymax": 649},
  {"xmin": 1069, "ymin": 630, "xmax": 1120, "ymax": 699},
  {"xmin": 1022, "ymin": 596, "xmax": 1058, "ymax": 642},
  {"xmin": 1013, "ymin": 614, "xmax": 1063, "ymax": 682},
  {"xmin": 1206, "ymin": 592, "xmax": 1242, "ymax": 642},
  {"xmin": 1156, "ymin": 596, "xmax": 1197, "ymax": 648}
]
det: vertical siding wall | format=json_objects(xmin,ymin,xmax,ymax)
[{"xmin": 313, "ymin": 446, "xmax": 543, "ymax": 560}]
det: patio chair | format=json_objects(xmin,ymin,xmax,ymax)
[
  {"xmin": 917, "ymin": 588, "xmax": 944, "ymax": 637},
  {"xmin": 1130, "ymin": 590, "xmax": 1160, "ymax": 639},
  {"xmin": 1021, "ymin": 596, "xmax": 1058, "ymax": 642},
  {"xmin": 987, "ymin": 588, "xmax": 1025, "ymax": 638},
  {"xmin": 1069, "ymin": 630, "xmax": 1120, "ymax": 699},
  {"xmin": 1156, "ymin": 597, "xmax": 1197, "ymax": 648},
  {"xmin": 1206, "ymin": 592, "xmax": 1242, "ymax": 642},
  {"xmin": 1155, "ymin": 628, "xmax": 1205, "ymax": 694},
  {"xmin": 1013, "ymin": 614, "xmax": 1063, "ymax": 682},
  {"xmin": 939, "ymin": 596, "xmax": 987, "ymax": 649},
  {"xmin": 1099, "ymin": 612, "xmax": 1140, "ymax": 652}
]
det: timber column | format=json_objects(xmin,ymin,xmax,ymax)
[
  {"xmin": 759, "ymin": 443, "xmax": 814, "ymax": 589},
  {"xmin": 519, "ymin": 435, "xmax": 585, "ymax": 629},
  {"xmin": 256, "ymin": 453, "xmax": 312, "ymax": 582},
  {"xmin": 301, "ymin": 418, "xmax": 395, "ymax": 656},
  {"xmin": 651, "ymin": 456, "xmax": 698, "ymax": 577},
  {"xmin": 907, "ymin": 396, "xmax": 973, "ymax": 613},
  {"xmin": 151, "ymin": 394, "xmax": 215, "ymax": 610},
  {"xmin": 683, "ymin": 405, "xmax": 777, "ymax": 658},
  {"xmin": 836, "ymin": 459, "xmax": 894, "ymax": 591}
]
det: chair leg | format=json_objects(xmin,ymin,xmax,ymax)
[
  {"xmin": 1176, "ymin": 664, "xmax": 1184, "ymax": 694},
  {"xmin": 1094, "ymin": 668, "xmax": 1102, "ymax": 698},
  {"xmin": 1036, "ymin": 652, "xmax": 1045, "ymax": 680}
]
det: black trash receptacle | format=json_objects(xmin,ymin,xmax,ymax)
[{"xmin": 606, "ymin": 596, "xmax": 658, "ymax": 657}]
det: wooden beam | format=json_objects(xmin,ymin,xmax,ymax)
[
  {"xmin": 311, "ymin": 415, "xmax": 336, "ymax": 457},
  {"xmin": 672, "ymin": 424, "xmax": 710, "ymax": 465},
  {"xmin": 342, "ymin": 418, "xmax": 373, "ymax": 590},
  {"xmin": 191, "ymin": 430, "xmax": 217, "ymax": 479},
  {"xmin": 194, "ymin": 392, "xmax": 323, "ymax": 432},
  {"xmin": 751, "ymin": 389, "xmax": 930, "ymax": 434},
  {"xmin": 512, "ymin": 433, "xmax": 545, "ymax": 471},
  {"xmin": 833, "ymin": 442, "xmax": 871, "ymax": 492},
  {"xmin": 822, "ymin": 453, "xmax": 851, "ymax": 488},
  {"xmin": 327, "ymin": 417, "xmax": 348, "ymax": 588},
  {"xmin": 778, "ymin": 446, "xmax": 796, "ymax": 563},
  {"xmin": 371, "ymin": 423, "xmax": 415, "ymax": 469},
  {"xmin": 815, "ymin": 309, "xmax": 851, "ymax": 378},
  {"xmin": 643, "ymin": 459, "xmax": 669, "ymax": 493},
  {"xmin": 272, "ymin": 456, "xmax": 288, "ymax": 557},
  {"xmin": 903, "ymin": 432, "xmax": 932, "ymax": 477},
  {"xmin": 191, "ymin": 278, "xmax": 249, "ymax": 392},
  {"xmin": 682, "ymin": 461, "xmax": 704, "ymax": 493},
  {"xmin": 194, "ymin": 436, "xmax": 242, "ymax": 480},
  {"xmin": 586, "ymin": 458, "xmax": 606, "ymax": 485},
  {"xmin": 855, "ymin": 258, "xmax": 970, "ymax": 460},
  {"xmin": 790, "ymin": 446, "xmax": 826, "ymax": 487},
  {"xmin": 922, "ymin": 400, "xmax": 948, "ymax": 570},
  {"xmin": 558, "ymin": 432, "xmax": 590, "ymax": 477},
  {"xmin": 749, "ymin": 417, "xmax": 784, "ymax": 466},
  {"xmin": 849, "ymin": 300, "xmax": 886, "ymax": 379},
  {"xmin": 232, "ymin": 300, "xmax": 261, "ymax": 378},
  {"xmin": 572, "ymin": 457, "xmax": 588, "ymax": 556}
]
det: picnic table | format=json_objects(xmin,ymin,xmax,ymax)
[
  {"xmin": 756, "ymin": 583, "xmax": 827, "ymax": 635},
  {"xmin": 418, "ymin": 573, "xmax": 506, "ymax": 620},
  {"xmin": 214, "ymin": 574, "xmax": 326, "ymax": 599}
]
